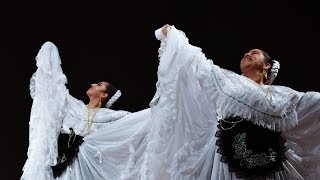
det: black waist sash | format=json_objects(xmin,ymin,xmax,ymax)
[
  {"xmin": 51, "ymin": 128, "xmax": 84, "ymax": 178},
  {"xmin": 215, "ymin": 117, "xmax": 288, "ymax": 179}
]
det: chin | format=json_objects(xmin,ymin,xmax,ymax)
[
  {"xmin": 240, "ymin": 66, "xmax": 245, "ymax": 73},
  {"xmin": 240, "ymin": 64, "xmax": 250, "ymax": 73}
]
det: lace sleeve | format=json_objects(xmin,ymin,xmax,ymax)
[
  {"xmin": 283, "ymin": 92, "xmax": 320, "ymax": 178},
  {"xmin": 151, "ymin": 25, "xmax": 216, "ymax": 109},
  {"xmin": 22, "ymin": 42, "xmax": 70, "ymax": 180},
  {"xmin": 29, "ymin": 72, "xmax": 36, "ymax": 99},
  {"xmin": 156, "ymin": 26, "xmax": 190, "ymax": 79}
]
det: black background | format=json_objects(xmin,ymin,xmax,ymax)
[{"xmin": 2, "ymin": 2, "xmax": 319, "ymax": 179}]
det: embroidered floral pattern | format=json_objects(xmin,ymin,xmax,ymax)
[
  {"xmin": 215, "ymin": 116, "xmax": 288, "ymax": 179},
  {"xmin": 233, "ymin": 132, "xmax": 277, "ymax": 169}
]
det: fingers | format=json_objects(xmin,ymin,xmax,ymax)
[{"xmin": 162, "ymin": 24, "xmax": 171, "ymax": 37}]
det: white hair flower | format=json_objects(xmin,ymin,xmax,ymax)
[
  {"xmin": 105, "ymin": 90, "xmax": 122, "ymax": 108},
  {"xmin": 266, "ymin": 60, "xmax": 280, "ymax": 85}
]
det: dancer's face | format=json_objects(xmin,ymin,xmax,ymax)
[
  {"xmin": 240, "ymin": 49, "xmax": 267, "ymax": 75},
  {"xmin": 86, "ymin": 81, "xmax": 108, "ymax": 99}
]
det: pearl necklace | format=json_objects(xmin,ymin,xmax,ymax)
[{"xmin": 85, "ymin": 105, "xmax": 100, "ymax": 135}]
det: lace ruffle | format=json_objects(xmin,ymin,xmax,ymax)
[
  {"xmin": 150, "ymin": 26, "xmax": 215, "ymax": 179},
  {"xmin": 205, "ymin": 65, "xmax": 304, "ymax": 131},
  {"xmin": 22, "ymin": 42, "xmax": 69, "ymax": 180},
  {"xmin": 62, "ymin": 100, "xmax": 131, "ymax": 136}
]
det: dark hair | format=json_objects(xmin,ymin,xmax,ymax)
[{"xmin": 261, "ymin": 50, "xmax": 274, "ymax": 81}]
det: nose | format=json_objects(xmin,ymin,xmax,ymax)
[{"xmin": 91, "ymin": 83, "xmax": 97, "ymax": 87}]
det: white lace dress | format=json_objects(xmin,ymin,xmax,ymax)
[
  {"xmin": 21, "ymin": 42, "xmax": 152, "ymax": 180},
  {"xmin": 126, "ymin": 26, "xmax": 319, "ymax": 180},
  {"xmin": 21, "ymin": 27, "xmax": 320, "ymax": 180}
]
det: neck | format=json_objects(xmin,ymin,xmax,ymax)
[
  {"xmin": 243, "ymin": 72, "xmax": 264, "ymax": 85},
  {"xmin": 87, "ymin": 98, "xmax": 100, "ymax": 109}
]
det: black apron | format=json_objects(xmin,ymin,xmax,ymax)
[
  {"xmin": 215, "ymin": 116, "xmax": 288, "ymax": 179},
  {"xmin": 51, "ymin": 128, "xmax": 84, "ymax": 178}
]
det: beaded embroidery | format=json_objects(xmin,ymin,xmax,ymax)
[{"xmin": 233, "ymin": 132, "xmax": 277, "ymax": 169}]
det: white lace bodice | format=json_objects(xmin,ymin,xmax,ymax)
[
  {"xmin": 153, "ymin": 26, "xmax": 304, "ymax": 132},
  {"xmin": 22, "ymin": 41, "xmax": 131, "ymax": 180},
  {"xmin": 62, "ymin": 98, "xmax": 131, "ymax": 136}
]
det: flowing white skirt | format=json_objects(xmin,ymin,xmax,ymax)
[{"xmin": 56, "ymin": 108, "xmax": 152, "ymax": 180}]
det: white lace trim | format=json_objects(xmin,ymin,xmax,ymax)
[
  {"xmin": 207, "ymin": 65, "xmax": 303, "ymax": 131},
  {"xmin": 23, "ymin": 41, "xmax": 69, "ymax": 179},
  {"xmin": 149, "ymin": 26, "xmax": 202, "ymax": 179},
  {"xmin": 62, "ymin": 100, "xmax": 131, "ymax": 136}
]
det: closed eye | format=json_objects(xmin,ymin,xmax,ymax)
[{"xmin": 250, "ymin": 50, "xmax": 260, "ymax": 55}]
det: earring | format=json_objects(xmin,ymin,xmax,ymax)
[
  {"xmin": 263, "ymin": 70, "xmax": 268, "ymax": 79},
  {"xmin": 98, "ymin": 97, "xmax": 102, "ymax": 108}
]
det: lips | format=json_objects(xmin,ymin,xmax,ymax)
[{"xmin": 243, "ymin": 57, "xmax": 252, "ymax": 62}]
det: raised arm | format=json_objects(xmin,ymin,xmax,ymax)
[
  {"xmin": 155, "ymin": 24, "xmax": 212, "ymax": 84},
  {"xmin": 22, "ymin": 42, "xmax": 72, "ymax": 180},
  {"xmin": 150, "ymin": 24, "xmax": 220, "ymax": 107}
]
